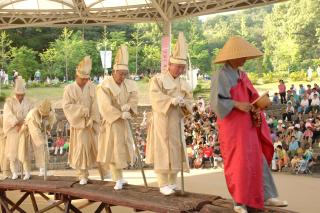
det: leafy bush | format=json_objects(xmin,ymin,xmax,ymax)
[
  {"xmin": 0, "ymin": 84, "xmax": 11, "ymax": 89},
  {"xmin": 27, "ymin": 82, "xmax": 62, "ymax": 88},
  {"xmin": 0, "ymin": 92, "xmax": 7, "ymax": 102},
  {"xmin": 261, "ymin": 71, "xmax": 289, "ymax": 84},
  {"xmin": 247, "ymin": 72, "xmax": 260, "ymax": 85},
  {"xmin": 289, "ymin": 71, "xmax": 307, "ymax": 81},
  {"xmin": 193, "ymin": 84, "xmax": 203, "ymax": 95}
]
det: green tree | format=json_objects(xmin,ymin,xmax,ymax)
[
  {"xmin": 8, "ymin": 46, "xmax": 39, "ymax": 80},
  {"xmin": 0, "ymin": 31, "xmax": 13, "ymax": 69},
  {"xmin": 39, "ymin": 47, "xmax": 57, "ymax": 78}
]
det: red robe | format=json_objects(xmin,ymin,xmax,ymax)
[{"xmin": 217, "ymin": 71, "xmax": 274, "ymax": 209}]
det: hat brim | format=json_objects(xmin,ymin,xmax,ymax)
[
  {"xmin": 76, "ymin": 71, "xmax": 90, "ymax": 79},
  {"xmin": 14, "ymin": 91, "xmax": 25, "ymax": 95},
  {"xmin": 214, "ymin": 55, "xmax": 262, "ymax": 64},
  {"xmin": 113, "ymin": 64, "xmax": 128, "ymax": 71},
  {"xmin": 39, "ymin": 109, "xmax": 50, "ymax": 116},
  {"xmin": 170, "ymin": 57, "xmax": 187, "ymax": 65}
]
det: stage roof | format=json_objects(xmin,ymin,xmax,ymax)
[{"xmin": 0, "ymin": 0, "xmax": 286, "ymax": 29}]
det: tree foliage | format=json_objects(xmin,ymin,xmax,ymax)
[{"xmin": 0, "ymin": 0, "xmax": 319, "ymax": 79}]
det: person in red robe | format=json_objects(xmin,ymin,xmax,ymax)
[{"xmin": 210, "ymin": 36, "xmax": 288, "ymax": 213}]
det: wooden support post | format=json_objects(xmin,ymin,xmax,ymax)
[
  {"xmin": 38, "ymin": 200, "xmax": 64, "ymax": 213},
  {"xmin": 0, "ymin": 198, "xmax": 10, "ymax": 213},
  {"xmin": 94, "ymin": 203, "xmax": 105, "ymax": 213},
  {"xmin": 37, "ymin": 192, "xmax": 64, "ymax": 212},
  {"xmin": 29, "ymin": 193, "xmax": 39, "ymax": 212},
  {"xmin": 64, "ymin": 200, "xmax": 71, "ymax": 213},
  {"xmin": 0, "ymin": 191, "xmax": 9, "ymax": 213},
  {"xmin": 104, "ymin": 204, "xmax": 112, "ymax": 213},
  {"xmin": 1, "ymin": 196, "xmax": 26, "ymax": 213},
  {"xmin": 10, "ymin": 192, "xmax": 29, "ymax": 212}
]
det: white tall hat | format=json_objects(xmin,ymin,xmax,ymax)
[
  {"xmin": 38, "ymin": 99, "xmax": 52, "ymax": 116},
  {"xmin": 113, "ymin": 44, "xmax": 129, "ymax": 71},
  {"xmin": 170, "ymin": 32, "xmax": 188, "ymax": 65},
  {"xmin": 14, "ymin": 76, "xmax": 26, "ymax": 94},
  {"xmin": 76, "ymin": 56, "xmax": 92, "ymax": 78}
]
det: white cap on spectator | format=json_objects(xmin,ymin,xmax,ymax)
[
  {"xmin": 278, "ymin": 120, "xmax": 283, "ymax": 123},
  {"xmin": 294, "ymin": 124, "xmax": 300, "ymax": 128}
]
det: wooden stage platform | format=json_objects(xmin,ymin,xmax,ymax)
[{"xmin": 0, "ymin": 176, "xmax": 297, "ymax": 213}]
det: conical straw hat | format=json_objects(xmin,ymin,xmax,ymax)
[
  {"xmin": 170, "ymin": 32, "xmax": 188, "ymax": 65},
  {"xmin": 113, "ymin": 44, "xmax": 129, "ymax": 71},
  {"xmin": 14, "ymin": 76, "xmax": 26, "ymax": 94},
  {"xmin": 38, "ymin": 99, "xmax": 52, "ymax": 116},
  {"xmin": 214, "ymin": 36, "xmax": 263, "ymax": 64},
  {"xmin": 76, "ymin": 56, "xmax": 92, "ymax": 78}
]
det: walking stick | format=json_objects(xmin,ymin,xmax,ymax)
[
  {"xmin": 43, "ymin": 121, "xmax": 48, "ymax": 181},
  {"xmin": 178, "ymin": 119, "xmax": 185, "ymax": 195},
  {"xmin": 128, "ymin": 121, "xmax": 148, "ymax": 189},
  {"xmin": 87, "ymin": 127, "xmax": 104, "ymax": 181}
]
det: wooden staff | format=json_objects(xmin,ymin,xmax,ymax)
[
  {"xmin": 128, "ymin": 121, "xmax": 148, "ymax": 189},
  {"xmin": 179, "ymin": 105, "xmax": 190, "ymax": 195},
  {"xmin": 43, "ymin": 121, "xmax": 48, "ymax": 181},
  {"xmin": 178, "ymin": 118, "xmax": 185, "ymax": 195}
]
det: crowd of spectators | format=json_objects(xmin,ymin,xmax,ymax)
[{"xmin": 266, "ymin": 81, "xmax": 320, "ymax": 173}]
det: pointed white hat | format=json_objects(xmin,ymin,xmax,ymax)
[
  {"xmin": 170, "ymin": 32, "xmax": 188, "ymax": 65},
  {"xmin": 76, "ymin": 56, "xmax": 92, "ymax": 78},
  {"xmin": 14, "ymin": 76, "xmax": 26, "ymax": 94},
  {"xmin": 113, "ymin": 44, "xmax": 129, "ymax": 71}
]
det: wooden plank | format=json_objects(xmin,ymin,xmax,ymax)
[{"xmin": 0, "ymin": 176, "xmax": 298, "ymax": 213}]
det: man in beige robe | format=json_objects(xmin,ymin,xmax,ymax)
[
  {"xmin": 0, "ymin": 115, "xmax": 11, "ymax": 179},
  {"xmin": 146, "ymin": 32, "xmax": 193, "ymax": 195},
  {"xmin": 97, "ymin": 45, "xmax": 138, "ymax": 190},
  {"xmin": 3, "ymin": 76, "xmax": 33, "ymax": 180},
  {"xmin": 21, "ymin": 99, "xmax": 56, "ymax": 177},
  {"xmin": 63, "ymin": 56, "xmax": 100, "ymax": 185}
]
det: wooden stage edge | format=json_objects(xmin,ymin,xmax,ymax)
[{"xmin": 0, "ymin": 176, "xmax": 298, "ymax": 213}]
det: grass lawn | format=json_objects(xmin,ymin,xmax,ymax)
[{"xmin": 0, "ymin": 77, "xmax": 318, "ymax": 108}]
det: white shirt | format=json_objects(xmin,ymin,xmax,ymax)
[
  {"xmin": 300, "ymin": 99, "xmax": 309, "ymax": 107},
  {"xmin": 309, "ymin": 91, "xmax": 319, "ymax": 99},
  {"xmin": 311, "ymin": 98, "xmax": 320, "ymax": 106},
  {"xmin": 286, "ymin": 106, "xmax": 294, "ymax": 113}
]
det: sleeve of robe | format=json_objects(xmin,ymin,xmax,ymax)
[
  {"xmin": 27, "ymin": 116, "xmax": 45, "ymax": 147},
  {"xmin": 181, "ymin": 80, "xmax": 194, "ymax": 113},
  {"xmin": 47, "ymin": 112, "xmax": 56, "ymax": 131},
  {"xmin": 126, "ymin": 81, "xmax": 139, "ymax": 115},
  {"xmin": 210, "ymin": 71, "xmax": 234, "ymax": 119},
  {"xmin": 97, "ymin": 86, "xmax": 122, "ymax": 124},
  {"xmin": 62, "ymin": 86, "xmax": 86, "ymax": 129},
  {"xmin": 149, "ymin": 76, "xmax": 174, "ymax": 114},
  {"xmin": 88, "ymin": 85, "xmax": 100, "ymax": 135},
  {"xmin": 3, "ymin": 99, "xmax": 18, "ymax": 133}
]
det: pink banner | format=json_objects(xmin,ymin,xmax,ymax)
[{"xmin": 161, "ymin": 36, "xmax": 170, "ymax": 72}]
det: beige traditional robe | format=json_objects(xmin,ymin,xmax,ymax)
[
  {"xmin": 0, "ymin": 115, "xmax": 10, "ymax": 175},
  {"xmin": 146, "ymin": 71, "xmax": 193, "ymax": 173},
  {"xmin": 97, "ymin": 76, "xmax": 138, "ymax": 169},
  {"xmin": 20, "ymin": 108, "xmax": 56, "ymax": 168},
  {"xmin": 3, "ymin": 96, "xmax": 33, "ymax": 162},
  {"xmin": 62, "ymin": 82, "xmax": 100, "ymax": 170}
]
